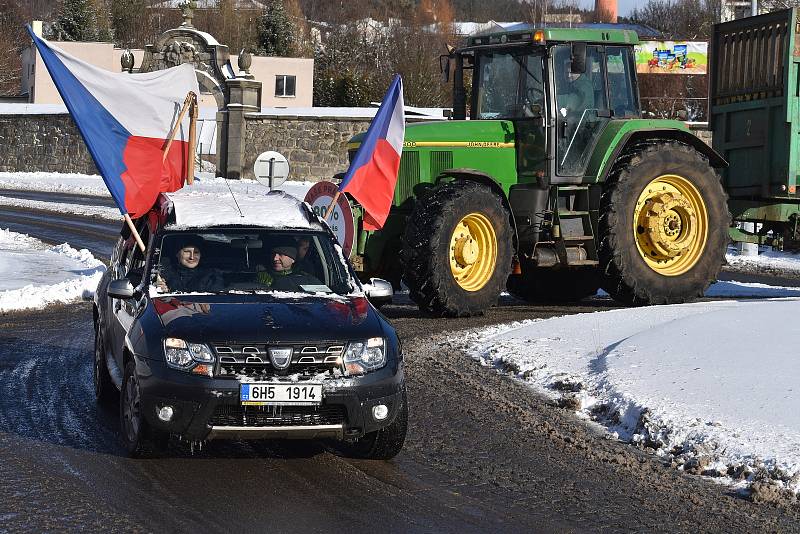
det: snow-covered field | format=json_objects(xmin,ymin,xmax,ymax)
[
  {"xmin": 471, "ymin": 300, "xmax": 800, "ymax": 500},
  {"xmin": 0, "ymin": 228, "xmax": 105, "ymax": 312}
]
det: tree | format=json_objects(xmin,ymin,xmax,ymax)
[
  {"xmin": 258, "ymin": 0, "xmax": 296, "ymax": 57},
  {"xmin": 54, "ymin": 0, "xmax": 99, "ymax": 41},
  {"xmin": 628, "ymin": 0, "xmax": 722, "ymax": 40}
]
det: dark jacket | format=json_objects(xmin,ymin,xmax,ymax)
[
  {"xmin": 160, "ymin": 262, "xmax": 224, "ymax": 293},
  {"xmin": 256, "ymin": 268, "xmax": 323, "ymax": 292}
]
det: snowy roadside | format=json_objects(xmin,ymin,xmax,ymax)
[
  {"xmin": 726, "ymin": 247, "xmax": 800, "ymax": 277},
  {"xmin": 0, "ymin": 171, "xmax": 315, "ymax": 200},
  {"xmin": 469, "ymin": 301, "xmax": 800, "ymax": 503},
  {"xmin": 0, "ymin": 228, "xmax": 106, "ymax": 313}
]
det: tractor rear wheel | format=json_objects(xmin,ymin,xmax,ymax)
[
  {"xmin": 598, "ymin": 141, "xmax": 729, "ymax": 305},
  {"xmin": 507, "ymin": 266, "xmax": 600, "ymax": 303},
  {"xmin": 403, "ymin": 180, "xmax": 513, "ymax": 317}
]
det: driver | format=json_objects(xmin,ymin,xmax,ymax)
[{"xmin": 557, "ymin": 58, "xmax": 594, "ymax": 114}]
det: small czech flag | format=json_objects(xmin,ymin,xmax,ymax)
[{"xmin": 338, "ymin": 75, "xmax": 405, "ymax": 231}]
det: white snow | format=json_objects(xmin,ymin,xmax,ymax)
[
  {"xmin": 0, "ymin": 228, "xmax": 105, "ymax": 312},
  {"xmin": 0, "ymin": 194, "xmax": 120, "ymax": 220},
  {"xmin": 726, "ymin": 247, "xmax": 800, "ymax": 274},
  {"xmin": 471, "ymin": 299, "xmax": 800, "ymax": 495}
]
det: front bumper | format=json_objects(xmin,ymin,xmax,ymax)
[{"xmin": 135, "ymin": 357, "xmax": 405, "ymax": 441}]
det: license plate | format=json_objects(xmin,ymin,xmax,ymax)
[{"xmin": 240, "ymin": 383, "xmax": 323, "ymax": 406}]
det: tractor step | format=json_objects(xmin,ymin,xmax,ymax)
[
  {"xmin": 567, "ymin": 259, "xmax": 599, "ymax": 266},
  {"xmin": 563, "ymin": 235, "xmax": 594, "ymax": 241},
  {"xmin": 557, "ymin": 210, "xmax": 590, "ymax": 216}
]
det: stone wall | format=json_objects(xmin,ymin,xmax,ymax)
[
  {"xmin": 0, "ymin": 113, "xmax": 96, "ymax": 174},
  {"xmin": 243, "ymin": 114, "xmax": 374, "ymax": 182}
]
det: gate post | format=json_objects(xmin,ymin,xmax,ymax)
[{"xmin": 218, "ymin": 78, "xmax": 261, "ymax": 179}]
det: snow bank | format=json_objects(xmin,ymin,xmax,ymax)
[
  {"xmin": 471, "ymin": 299, "xmax": 800, "ymax": 498},
  {"xmin": 726, "ymin": 248, "xmax": 800, "ymax": 274},
  {"xmin": 0, "ymin": 228, "xmax": 106, "ymax": 312}
]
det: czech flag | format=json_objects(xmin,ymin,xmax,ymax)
[
  {"xmin": 339, "ymin": 75, "xmax": 404, "ymax": 231},
  {"xmin": 27, "ymin": 26, "xmax": 198, "ymax": 218}
]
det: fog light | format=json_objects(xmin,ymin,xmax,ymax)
[
  {"xmin": 372, "ymin": 404, "xmax": 388, "ymax": 420},
  {"xmin": 158, "ymin": 405, "xmax": 174, "ymax": 422}
]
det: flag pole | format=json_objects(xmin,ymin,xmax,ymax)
[
  {"xmin": 187, "ymin": 94, "xmax": 198, "ymax": 185},
  {"xmin": 124, "ymin": 214, "xmax": 146, "ymax": 253},
  {"xmin": 162, "ymin": 91, "xmax": 195, "ymax": 163},
  {"xmin": 324, "ymin": 191, "xmax": 341, "ymax": 220}
]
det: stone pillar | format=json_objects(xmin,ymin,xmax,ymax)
[{"xmin": 217, "ymin": 78, "xmax": 261, "ymax": 179}]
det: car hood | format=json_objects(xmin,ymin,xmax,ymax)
[{"xmin": 150, "ymin": 293, "xmax": 383, "ymax": 343}]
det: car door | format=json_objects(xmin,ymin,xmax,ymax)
[{"xmin": 109, "ymin": 221, "xmax": 150, "ymax": 366}]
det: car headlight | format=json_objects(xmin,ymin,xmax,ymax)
[
  {"xmin": 343, "ymin": 337, "xmax": 386, "ymax": 375},
  {"xmin": 164, "ymin": 337, "xmax": 214, "ymax": 377}
]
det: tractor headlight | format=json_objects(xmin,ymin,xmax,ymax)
[
  {"xmin": 343, "ymin": 337, "xmax": 386, "ymax": 375},
  {"xmin": 164, "ymin": 337, "xmax": 214, "ymax": 376}
]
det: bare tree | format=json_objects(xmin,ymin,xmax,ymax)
[{"xmin": 629, "ymin": 0, "xmax": 722, "ymax": 39}]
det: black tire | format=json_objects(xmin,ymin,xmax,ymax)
[
  {"xmin": 402, "ymin": 180, "xmax": 513, "ymax": 317},
  {"xmin": 598, "ymin": 141, "xmax": 729, "ymax": 305},
  {"xmin": 339, "ymin": 389, "xmax": 408, "ymax": 460},
  {"xmin": 93, "ymin": 318, "xmax": 116, "ymax": 405},
  {"xmin": 507, "ymin": 266, "xmax": 600, "ymax": 303},
  {"xmin": 120, "ymin": 361, "xmax": 168, "ymax": 457}
]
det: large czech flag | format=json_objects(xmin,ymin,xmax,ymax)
[
  {"xmin": 339, "ymin": 75, "xmax": 404, "ymax": 231},
  {"xmin": 27, "ymin": 27, "xmax": 198, "ymax": 218}
]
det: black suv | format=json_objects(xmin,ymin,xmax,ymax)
[{"xmin": 93, "ymin": 190, "xmax": 406, "ymax": 458}]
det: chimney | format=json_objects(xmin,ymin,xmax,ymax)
[{"xmin": 594, "ymin": 0, "xmax": 618, "ymax": 23}]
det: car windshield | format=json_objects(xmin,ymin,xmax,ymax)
[{"xmin": 152, "ymin": 229, "xmax": 354, "ymax": 296}]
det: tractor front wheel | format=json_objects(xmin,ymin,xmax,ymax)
[{"xmin": 403, "ymin": 180, "xmax": 513, "ymax": 317}]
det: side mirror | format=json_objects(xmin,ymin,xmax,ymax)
[
  {"xmin": 439, "ymin": 54, "xmax": 451, "ymax": 83},
  {"xmin": 108, "ymin": 278, "xmax": 136, "ymax": 299},
  {"xmin": 571, "ymin": 42, "xmax": 586, "ymax": 74},
  {"xmin": 363, "ymin": 277, "xmax": 393, "ymax": 307}
]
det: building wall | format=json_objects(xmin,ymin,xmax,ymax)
[{"xmin": 22, "ymin": 43, "xmax": 313, "ymax": 108}]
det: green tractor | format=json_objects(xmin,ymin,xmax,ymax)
[{"xmin": 347, "ymin": 26, "xmax": 729, "ymax": 317}]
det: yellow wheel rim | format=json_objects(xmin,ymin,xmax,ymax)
[
  {"xmin": 449, "ymin": 212, "xmax": 497, "ymax": 291},
  {"xmin": 633, "ymin": 174, "xmax": 708, "ymax": 276}
]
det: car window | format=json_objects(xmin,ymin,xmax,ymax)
[{"xmin": 152, "ymin": 229, "xmax": 355, "ymax": 296}]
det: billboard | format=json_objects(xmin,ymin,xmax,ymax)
[{"xmin": 635, "ymin": 41, "xmax": 708, "ymax": 74}]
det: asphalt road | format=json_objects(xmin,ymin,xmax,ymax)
[{"xmin": 1, "ymin": 199, "xmax": 799, "ymax": 532}]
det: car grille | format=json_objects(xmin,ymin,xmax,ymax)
[
  {"xmin": 209, "ymin": 404, "xmax": 347, "ymax": 427},
  {"xmin": 213, "ymin": 343, "xmax": 345, "ymax": 378}
]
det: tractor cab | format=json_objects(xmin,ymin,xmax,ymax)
[{"xmin": 446, "ymin": 26, "xmax": 641, "ymax": 182}]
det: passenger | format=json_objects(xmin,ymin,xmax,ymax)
[
  {"xmin": 156, "ymin": 236, "xmax": 223, "ymax": 293},
  {"xmin": 294, "ymin": 236, "xmax": 316, "ymax": 275},
  {"xmin": 256, "ymin": 239, "xmax": 323, "ymax": 291}
]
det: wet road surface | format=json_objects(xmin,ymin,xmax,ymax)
[{"xmin": 1, "ymin": 199, "xmax": 800, "ymax": 532}]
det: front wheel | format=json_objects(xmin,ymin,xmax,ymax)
[
  {"xmin": 338, "ymin": 389, "xmax": 408, "ymax": 460},
  {"xmin": 598, "ymin": 141, "xmax": 729, "ymax": 305},
  {"xmin": 403, "ymin": 180, "xmax": 513, "ymax": 317},
  {"xmin": 93, "ymin": 319, "xmax": 116, "ymax": 405},
  {"xmin": 120, "ymin": 361, "xmax": 168, "ymax": 457}
]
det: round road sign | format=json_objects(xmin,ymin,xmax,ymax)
[
  {"xmin": 304, "ymin": 181, "xmax": 355, "ymax": 257},
  {"xmin": 253, "ymin": 151, "xmax": 289, "ymax": 189}
]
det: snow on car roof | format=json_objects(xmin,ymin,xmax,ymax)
[{"xmin": 163, "ymin": 189, "xmax": 323, "ymax": 231}]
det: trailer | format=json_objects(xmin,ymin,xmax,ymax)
[{"xmin": 711, "ymin": 8, "xmax": 800, "ymax": 248}]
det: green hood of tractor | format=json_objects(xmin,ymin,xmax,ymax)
[{"xmin": 347, "ymin": 119, "xmax": 516, "ymax": 148}]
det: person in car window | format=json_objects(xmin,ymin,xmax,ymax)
[
  {"xmin": 256, "ymin": 239, "xmax": 323, "ymax": 291},
  {"xmin": 294, "ymin": 236, "xmax": 316, "ymax": 275},
  {"xmin": 156, "ymin": 236, "xmax": 223, "ymax": 293}
]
